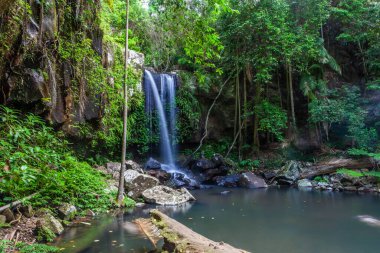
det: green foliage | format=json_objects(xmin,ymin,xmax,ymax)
[
  {"xmin": 0, "ymin": 106, "xmax": 123, "ymax": 212},
  {"xmin": 123, "ymin": 196, "xmax": 136, "ymax": 208},
  {"xmin": 309, "ymin": 86, "xmax": 378, "ymax": 151},
  {"xmin": 238, "ymin": 159, "xmax": 260, "ymax": 170},
  {"xmin": 337, "ymin": 168, "xmax": 380, "ymax": 179},
  {"xmin": 199, "ymin": 139, "xmax": 232, "ymax": 159},
  {"xmin": 0, "ymin": 106, "xmax": 68, "ymax": 203},
  {"xmin": 0, "ymin": 240, "xmax": 58, "ymax": 253},
  {"xmin": 348, "ymin": 149, "xmax": 380, "ymax": 160},
  {"xmin": 36, "ymin": 226, "xmax": 56, "ymax": 243},
  {"xmin": 176, "ymin": 72, "xmax": 201, "ymax": 143},
  {"xmin": 144, "ymin": 0, "xmax": 229, "ymax": 85},
  {"xmin": 336, "ymin": 169, "xmax": 363, "ymax": 178},
  {"xmin": 254, "ymin": 100, "xmax": 287, "ymax": 140},
  {"xmin": 332, "ymin": 0, "xmax": 380, "ymax": 79},
  {"xmin": 32, "ymin": 156, "xmax": 116, "ymax": 212},
  {"xmin": 314, "ymin": 176, "xmax": 329, "ymax": 183}
]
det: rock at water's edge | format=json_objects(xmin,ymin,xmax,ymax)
[
  {"xmin": 124, "ymin": 169, "xmax": 159, "ymax": 199},
  {"xmin": 142, "ymin": 186, "xmax": 195, "ymax": 206},
  {"xmin": 58, "ymin": 203, "xmax": 77, "ymax": 221},
  {"xmin": 144, "ymin": 158, "xmax": 162, "ymax": 170},
  {"xmin": 297, "ymin": 179, "xmax": 313, "ymax": 188},
  {"xmin": 238, "ymin": 172, "xmax": 268, "ymax": 189},
  {"xmin": 37, "ymin": 212, "xmax": 64, "ymax": 235}
]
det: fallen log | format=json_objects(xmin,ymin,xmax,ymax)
[
  {"xmin": 142, "ymin": 209, "xmax": 249, "ymax": 253},
  {"xmin": 0, "ymin": 193, "xmax": 38, "ymax": 213},
  {"xmin": 300, "ymin": 158, "xmax": 374, "ymax": 179}
]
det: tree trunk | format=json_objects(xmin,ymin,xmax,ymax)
[
  {"xmin": 145, "ymin": 210, "xmax": 249, "ymax": 253},
  {"xmin": 287, "ymin": 62, "xmax": 296, "ymax": 127},
  {"xmin": 117, "ymin": 0, "xmax": 130, "ymax": 205},
  {"xmin": 253, "ymin": 82, "xmax": 261, "ymax": 150},
  {"xmin": 243, "ymin": 69, "xmax": 247, "ymax": 139},
  {"xmin": 277, "ymin": 69, "xmax": 282, "ymax": 108},
  {"xmin": 299, "ymin": 158, "xmax": 375, "ymax": 179}
]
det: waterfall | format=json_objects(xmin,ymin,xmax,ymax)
[{"xmin": 144, "ymin": 70, "xmax": 176, "ymax": 167}]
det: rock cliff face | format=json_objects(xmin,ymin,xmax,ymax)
[{"xmin": 0, "ymin": 0, "xmax": 143, "ymax": 135}]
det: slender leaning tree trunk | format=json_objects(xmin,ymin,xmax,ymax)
[{"xmin": 117, "ymin": 0, "xmax": 130, "ymax": 205}]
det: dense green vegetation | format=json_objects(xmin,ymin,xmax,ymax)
[
  {"xmin": 0, "ymin": 240, "xmax": 58, "ymax": 253},
  {"xmin": 129, "ymin": 0, "xmax": 379, "ymax": 158},
  {"xmin": 0, "ymin": 106, "xmax": 130, "ymax": 212}
]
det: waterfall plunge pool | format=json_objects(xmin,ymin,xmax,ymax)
[{"xmin": 54, "ymin": 187, "xmax": 380, "ymax": 253}]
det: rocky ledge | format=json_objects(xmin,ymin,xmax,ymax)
[
  {"xmin": 182, "ymin": 155, "xmax": 380, "ymax": 193},
  {"xmin": 101, "ymin": 160, "xmax": 197, "ymax": 206}
]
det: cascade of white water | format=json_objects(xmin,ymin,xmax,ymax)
[{"xmin": 145, "ymin": 70, "xmax": 175, "ymax": 167}]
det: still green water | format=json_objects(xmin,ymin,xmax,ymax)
[{"xmin": 55, "ymin": 187, "xmax": 380, "ymax": 253}]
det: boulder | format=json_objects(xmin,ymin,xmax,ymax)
[
  {"xmin": 144, "ymin": 158, "xmax": 162, "ymax": 170},
  {"xmin": 297, "ymin": 179, "xmax": 313, "ymax": 188},
  {"xmin": 126, "ymin": 160, "xmax": 144, "ymax": 173},
  {"xmin": 124, "ymin": 169, "xmax": 159, "ymax": 199},
  {"xmin": 58, "ymin": 203, "xmax": 77, "ymax": 221},
  {"xmin": 211, "ymin": 153, "xmax": 225, "ymax": 167},
  {"xmin": 37, "ymin": 212, "xmax": 64, "ymax": 235},
  {"xmin": 147, "ymin": 169, "xmax": 171, "ymax": 183},
  {"xmin": 106, "ymin": 162, "xmax": 121, "ymax": 174},
  {"xmin": 1, "ymin": 208, "xmax": 15, "ymax": 223},
  {"xmin": 107, "ymin": 161, "xmax": 144, "ymax": 178},
  {"xmin": 142, "ymin": 186, "xmax": 196, "ymax": 206},
  {"xmin": 276, "ymin": 161, "xmax": 304, "ymax": 185},
  {"xmin": 191, "ymin": 158, "xmax": 216, "ymax": 171},
  {"xmin": 238, "ymin": 172, "xmax": 268, "ymax": 189},
  {"xmin": 202, "ymin": 167, "xmax": 229, "ymax": 183},
  {"xmin": 216, "ymin": 174, "xmax": 241, "ymax": 188},
  {"xmin": 20, "ymin": 205, "xmax": 34, "ymax": 218},
  {"xmin": 261, "ymin": 171, "xmax": 277, "ymax": 181}
]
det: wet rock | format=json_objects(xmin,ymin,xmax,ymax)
[
  {"xmin": 58, "ymin": 203, "xmax": 77, "ymax": 221},
  {"xmin": 276, "ymin": 161, "xmax": 304, "ymax": 185},
  {"xmin": 41, "ymin": 0, "xmax": 58, "ymax": 40},
  {"xmin": 216, "ymin": 174, "xmax": 241, "ymax": 188},
  {"xmin": 1, "ymin": 208, "xmax": 15, "ymax": 223},
  {"xmin": 297, "ymin": 179, "xmax": 313, "ymax": 188},
  {"xmin": 167, "ymin": 172, "xmax": 191, "ymax": 188},
  {"xmin": 211, "ymin": 153, "xmax": 224, "ymax": 167},
  {"xmin": 142, "ymin": 186, "xmax": 196, "ymax": 206},
  {"xmin": 124, "ymin": 169, "xmax": 159, "ymax": 199},
  {"xmin": 203, "ymin": 167, "xmax": 229, "ymax": 182},
  {"xmin": 20, "ymin": 205, "xmax": 34, "ymax": 218},
  {"xmin": 191, "ymin": 158, "xmax": 216, "ymax": 171},
  {"xmin": 317, "ymin": 182, "xmax": 330, "ymax": 188},
  {"xmin": 238, "ymin": 172, "xmax": 268, "ymax": 189},
  {"xmin": 344, "ymin": 186, "xmax": 357, "ymax": 192},
  {"xmin": 135, "ymin": 203, "xmax": 145, "ymax": 208},
  {"xmin": 144, "ymin": 158, "xmax": 162, "ymax": 170},
  {"xmin": 261, "ymin": 171, "xmax": 277, "ymax": 181},
  {"xmin": 126, "ymin": 160, "xmax": 144, "ymax": 173},
  {"xmin": 37, "ymin": 212, "xmax": 64, "ymax": 235},
  {"xmin": 147, "ymin": 169, "xmax": 171, "ymax": 183}
]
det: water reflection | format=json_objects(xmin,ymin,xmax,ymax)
[{"xmin": 55, "ymin": 187, "xmax": 380, "ymax": 253}]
